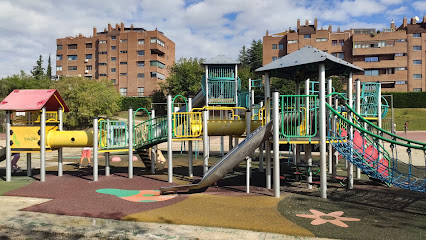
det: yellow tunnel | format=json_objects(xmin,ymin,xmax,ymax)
[{"xmin": 47, "ymin": 130, "xmax": 94, "ymax": 148}]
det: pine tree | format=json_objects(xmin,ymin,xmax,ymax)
[
  {"xmin": 31, "ymin": 55, "xmax": 45, "ymax": 80},
  {"xmin": 46, "ymin": 54, "xmax": 52, "ymax": 79}
]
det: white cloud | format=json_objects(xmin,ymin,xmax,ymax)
[{"xmin": 412, "ymin": 1, "xmax": 426, "ymax": 11}]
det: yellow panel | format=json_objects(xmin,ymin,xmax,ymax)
[{"xmin": 10, "ymin": 126, "xmax": 56, "ymax": 149}]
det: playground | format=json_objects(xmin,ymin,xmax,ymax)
[{"xmin": 0, "ymin": 48, "xmax": 425, "ymax": 239}]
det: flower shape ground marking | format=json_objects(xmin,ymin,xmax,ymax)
[{"xmin": 296, "ymin": 209, "xmax": 360, "ymax": 228}]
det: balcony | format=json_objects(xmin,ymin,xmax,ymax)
[
  {"xmin": 353, "ymin": 42, "xmax": 407, "ymax": 56},
  {"xmin": 354, "ymin": 57, "xmax": 407, "ymax": 68},
  {"xmin": 360, "ymin": 70, "xmax": 407, "ymax": 81}
]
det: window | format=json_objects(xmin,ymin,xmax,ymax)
[
  {"xmin": 86, "ymin": 43, "xmax": 92, "ymax": 48},
  {"xmin": 413, "ymin": 46, "xmax": 422, "ymax": 51},
  {"xmin": 288, "ymin": 40, "xmax": 298, "ymax": 44},
  {"xmin": 278, "ymin": 44, "xmax": 284, "ymax": 50},
  {"xmin": 365, "ymin": 56, "xmax": 378, "ymax": 62},
  {"xmin": 120, "ymin": 50, "xmax": 127, "ymax": 54},
  {"xmin": 100, "ymin": 52, "xmax": 108, "ymax": 55},
  {"xmin": 111, "ymin": 57, "xmax": 116, "ymax": 61},
  {"xmin": 395, "ymin": 53, "xmax": 406, "ymax": 57},
  {"xmin": 120, "ymin": 88, "xmax": 127, "ymax": 96},
  {"xmin": 57, "ymin": 45, "xmax": 63, "ymax": 50},
  {"xmin": 85, "ymin": 54, "xmax": 92, "ymax": 59},
  {"xmin": 304, "ymin": 34, "xmax": 311, "ymax": 39},
  {"xmin": 272, "ymin": 44, "xmax": 277, "ymax": 49},
  {"xmin": 413, "ymin": 88, "xmax": 422, "ymax": 92},
  {"xmin": 151, "ymin": 72, "xmax": 165, "ymax": 80},
  {"xmin": 338, "ymin": 52, "xmax": 344, "ymax": 59},
  {"xmin": 385, "ymin": 68, "xmax": 395, "ymax": 74},
  {"xmin": 56, "ymin": 66, "xmax": 62, "ymax": 71},
  {"xmin": 120, "ymin": 73, "xmax": 127, "ymax": 76},
  {"xmin": 99, "ymin": 62, "xmax": 107, "ymax": 66},
  {"xmin": 413, "ymin": 60, "xmax": 422, "ymax": 65},
  {"xmin": 137, "ymin": 61, "xmax": 145, "ymax": 67},
  {"xmin": 365, "ymin": 70, "xmax": 379, "ymax": 76},
  {"xmin": 68, "ymin": 44, "xmax": 77, "ymax": 49},
  {"xmin": 316, "ymin": 38, "xmax": 327, "ymax": 42},
  {"xmin": 111, "ymin": 68, "xmax": 116, "ymax": 72},
  {"xmin": 68, "ymin": 66, "xmax": 77, "ymax": 71},
  {"xmin": 111, "ymin": 46, "xmax": 116, "ymax": 50},
  {"xmin": 332, "ymin": 40, "xmax": 337, "ymax": 46},
  {"xmin": 56, "ymin": 55, "xmax": 62, "ymax": 61},
  {"xmin": 120, "ymin": 61, "xmax": 127, "ymax": 65},
  {"xmin": 67, "ymin": 55, "xmax": 77, "ymax": 60},
  {"xmin": 99, "ymin": 40, "xmax": 107, "ymax": 44},
  {"xmin": 272, "ymin": 56, "xmax": 277, "ymax": 61},
  {"xmin": 396, "ymin": 81, "xmax": 407, "ymax": 84},
  {"xmin": 111, "ymin": 79, "xmax": 117, "ymax": 85},
  {"xmin": 396, "ymin": 39, "xmax": 406, "ymax": 42},
  {"xmin": 339, "ymin": 40, "xmax": 344, "ymax": 46},
  {"xmin": 413, "ymin": 74, "xmax": 422, "ymax": 79},
  {"xmin": 111, "ymin": 36, "xmax": 116, "ymax": 40},
  {"xmin": 395, "ymin": 67, "xmax": 407, "ymax": 71},
  {"xmin": 86, "ymin": 65, "xmax": 92, "ymax": 70},
  {"xmin": 150, "ymin": 60, "xmax": 165, "ymax": 69},
  {"xmin": 138, "ymin": 87, "xmax": 144, "ymax": 96},
  {"xmin": 137, "ymin": 50, "xmax": 145, "ymax": 56},
  {"xmin": 138, "ymin": 39, "xmax": 145, "ymax": 44},
  {"xmin": 413, "ymin": 33, "xmax": 421, "ymax": 38},
  {"xmin": 137, "ymin": 73, "xmax": 144, "ymax": 78},
  {"xmin": 150, "ymin": 37, "xmax": 165, "ymax": 47},
  {"xmin": 120, "ymin": 39, "xmax": 127, "ymax": 42},
  {"xmin": 100, "ymin": 73, "xmax": 107, "ymax": 77}
]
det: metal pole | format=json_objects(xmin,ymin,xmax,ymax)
[
  {"xmin": 26, "ymin": 153, "xmax": 32, "ymax": 177},
  {"xmin": 151, "ymin": 109, "xmax": 156, "ymax": 174},
  {"xmin": 58, "ymin": 108, "xmax": 63, "ymax": 176},
  {"xmin": 203, "ymin": 109, "xmax": 209, "ymax": 175},
  {"xmin": 205, "ymin": 65, "xmax": 209, "ymax": 106},
  {"xmin": 377, "ymin": 82, "xmax": 382, "ymax": 128},
  {"xmin": 306, "ymin": 144, "xmax": 312, "ymax": 189},
  {"xmin": 220, "ymin": 110, "xmax": 224, "ymax": 157},
  {"xmin": 347, "ymin": 72, "xmax": 354, "ymax": 189},
  {"xmin": 167, "ymin": 95, "xmax": 173, "ymax": 183},
  {"xmin": 265, "ymin": 72, "xmax": 271, "ymax": 189},
  {"xmin": 355, "ymin": 79, "xmax": 361, "ymax": 179},
  {"xmin": 235, "ymin": 64, "xmax": 238, "ymax": 107},
  {"xmin": 273, "ymin": 91, "xmax": 280, "ymax": 198},
  {"xmin": 327, "ymin": 78, "xmax": 333, "ymax": 174},
  {"xmin": 5, "ymin": 111, "xmax": 11, "ymax": 182},
  {"xmin": 319, "ymin": 63, "xmax": 327, "ymax": 199},
  {"xmin": 105, "ymin": 152, "xmax": 110, "ymax": 176},
  {"xmin": 93, "ymin": 117, "xmax": 99, "ymax": 181},
  {"xmin": 258, "ymin": 101, "xmax": 264, "ymax": 172},
  {"xmin": 246, "ymin": 110, "xmax": 251, "ymax": 193},
  {"xmin": 188, "ymin": 98, "xmax": 193, "ymax": 177},
  {"xmin": 128, "ymin": 108, "xmax": 133, "ymax": 179},
  {"xmin": 40, "ymin": 107, "xmax": 46, "ymax": 182},
  {"xmin": 332, "ymin": 97, "xmax": 338, "ymax": 178},
  {"xmin": 305, "ymin": 79, "xmax": 310, "ymax": 136}
]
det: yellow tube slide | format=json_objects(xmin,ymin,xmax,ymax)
[{"xmin": 47, "ymin": 130, "xmax": 94, "ymax": 148}]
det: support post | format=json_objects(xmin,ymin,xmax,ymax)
[
  {"xmin": 26, "ymin": 153, "xmax": 32, "ymax": 177},
  {"xmin": 40, "ymin": 107, "xmax": 46, "ymax": 182},
  {"xmin": 246, "ymin": 109, "xmax": 251, "ymax": 193},
  {"xmin": 235, "ymin": 64, "xmax": 238, "ymax": 107},
  {"xmin": 306, "ymin": 144, "xmax": 313, "ymax": 189},
  {"xmin": 58, "ymin": 108, "xmax": 63, "ymax": 176},
  {"xmin": 332, "ymin": 97, "xmax": 338, "ymax": 178},
  {"xmin": 220, "ymin": 109, "xmax": 224, "ymax": 157},
  {"xmin": 273, "ymin": 91, "xmax": 280, "ymax": 198},
  {"xmin": 93, "ymin": 117, "xmax": 99, "ymax": 181},
  {"xmin": 205, "ymin": 65, "xmax": 209, "ymax": 106},
  {"xmin": 327, "ymin": 78, "xmax": 333, "ymax": 174},
  {"xmin": 105, "ymin": 152, "xmax": 110, "ymax": 176},
  {"xmin": 258, "ymin": 101, "xmax": 264, "ymax": 172},
  {"xmin": 264, "ymin": 72, "xmax": 271, "ymax": 189},
  {"xmin": 305, "ymin": 79, "xmax": 310, "ymax": 135},
  {"xmin": 203, "ymin": 109, "xmax": 209, "ymax": 175},
  {"xmin": 319, "ymin": 63, "xmax": 327, "ymax": 199},
  {"xmin": 151, "ymin": 109, "xmax": 157, "ymax": 174},
  {"xmin": 167, "ymin": 95, "xmax": 173, "ymax": 183},
  {"xmin": 377, "ymin": 82, "xmax": 382, "ymax": 129},
  {"xmin": 128, "ymin": 108, "xmax": 133, "ymax": 179},
  {"xmin": 188, "ymin": 98, "xmax": 193, "ymax": 177},
  {"xmin": 355, "ymin": 79, "xmax": 361, "ymax": 179},
  {"xmin": 5, "ymin": 111, "xmax": 11, "ymax": 182},
  {"xmin": 347, "ymin": 72, "xmax": 354, "ymax": 189}
]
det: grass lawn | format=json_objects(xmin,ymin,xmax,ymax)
[{"xmin": 393, "ymin": 108, "xmax": 426, "ymax": 131}]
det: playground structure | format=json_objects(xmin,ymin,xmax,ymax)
[{"xmin": 1, "ymin": 47, "xmax": 425, "ymax": 198}]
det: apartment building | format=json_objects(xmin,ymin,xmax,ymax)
[
  {"xmin": 263, "ymin": 17, "xmax": 426, "ymax": 92},
  {"xmin": 56, "ymin": 23, "xmax": 175, "ymax": 97}
]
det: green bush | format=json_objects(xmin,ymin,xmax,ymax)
[
  {"xmin": 120, "ymin": 97, "xmax": 151, "ymax": 112},
  {"xmin": 386, "ymin": 92, "xmax": 426, "ymax": 108}
]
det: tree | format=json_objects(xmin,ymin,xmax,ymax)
[
  {"xmin": 46, "ymin": 54, "xmax": 52, "ymax": 79},
  {"xmin": 247, "ymin": 39, "xmax": 263, "ymax": 72},
  {"xmin": 31, "ymin": 55, "xmax": 45, "ymax": 80},
  {"xmin": 270, "ymin": 77, "xmax": 296, "ymax": 95},
  {"xmin": 161, "ymin": 57, "xmax": 205, "ymax": 99},
  {"xmin": 238, "ymin": 46, "xmax": 250, "ymax": 67},
  {"xmin": 51, "ymin": 77, "xmax": 121, "ymax": 129}
]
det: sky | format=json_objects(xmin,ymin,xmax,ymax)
[{"xmin": 0, "ymin": 0, "xmax": 425, "ymax": 78}]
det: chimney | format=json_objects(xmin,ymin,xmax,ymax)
[
  {"xmin": 115, "ymin": 23, "xmax": 119, "ymax": 30},
  {"xmin": 120, "ymin": 22, "xmax": 124, "ymax": 32},
  {"xmin": 390, "ymin": 19, "xmax": 395, "ymax": 30},
  {"xmin": 93, "ymin": 27, "xmax": 97, "ymax": 36},
  {"xmin": 297, "ymin": 19, "xmax": 300, "ymax": 30},
  {"xmin": 337, "ymin": 27, "xmax": 341, "ymax": 32},
  {"xmin": 108, "ymin": 23, "xmax": 111, "ymax": 32},
  {"xmin": 411, "ymin": 17, "xmax": 417, "ymax": 24},
  {"xmin": 78, "ymin": 33, "xmax": 82, "ymax": 37},
  {"xmin": 305, "ymin": 19, "xmax": 309, "ymax": 26},
  {"xmin": 131, "ymin": 24, "xmax": 134, "ymax": 30},
  {"xmin": 403, "ymin": 17, "xmax": 407, "ymax": 28},
  {"xmin": 328, "ymin": 25, "xmax": 332, "ymax": 32},
  {"xmin": 266, "ymin": 30, "xmax": 269, "ymax": 36},
  {"xmin": 423, "ymin": 15, "xmax": 426, "ymax": 23},
  {"xmin": 314, "ymin": 18, "xmax": 318, "ymax": 29}
]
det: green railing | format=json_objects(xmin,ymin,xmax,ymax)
[
  {"xmin": 238, "ymin": 90, "xmax": 249, "ymax": 108},
  {"xmin": 134, "ymin": 116, "xmax": 168, "ymax": 149},
  {"xmin": 279, "ymin": 95, "xmax": 318, "ymax": 140},
  {"xmin": 208, "ymin": 80, "xmax": 236, "ymax": 104},
  {"xmin": 99, "ymin": 120, "xmax": 128, "ymax": 149}
]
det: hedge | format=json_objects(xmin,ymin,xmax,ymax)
[
  {"xmin": 120, "ymin": 97, "xmax": 151, "ymax": 111},
  {"xmin": 385, "ymin": 92, "xmax": 426, "ymax": 108}
]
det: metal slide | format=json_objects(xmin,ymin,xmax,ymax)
[{"xmin": 160, "ymin": 121, "xmax": 273, "ymax": 193}]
